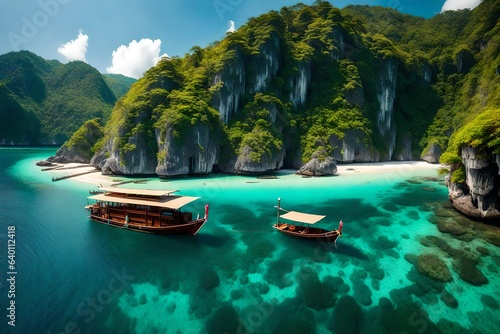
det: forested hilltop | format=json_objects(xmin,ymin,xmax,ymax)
[
  {"xmin": 67, "ymin": 0, "xmax": 496, "ymax": 179},
  {"xmin": 0, "ymin": 51, "xmax": 135, "ymax": 145}
]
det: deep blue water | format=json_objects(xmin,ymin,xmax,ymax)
[{"xmin": 0, "ymin": 148, "xmax": 499, "ymax": 334}]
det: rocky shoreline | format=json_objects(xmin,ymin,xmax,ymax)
[{"xmin": 446, "ymin": 147, "xmax": 500, "ymax": 222}]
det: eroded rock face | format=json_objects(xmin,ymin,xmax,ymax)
[
  {"xmin": 329, "ymin": 130, "xmax": 380, "ymax": 163},
  {"xmin": 296, "ymin": 156, "xmax": 337, "ymax": 176},
  {"xmin": 221, "ymin": 145, "xmax": 285, "ymax": 174},
  {"xmin": 156, "ymin": 124, "xmax": 219, "ymax": 177},
  {"xmin": 447, "ymin": 146, "xmax": 500, "ymax": 221},
  {"xmin": 211, "ymin": 47, "xmax": 245, "ymax": 124},
  {"xmin": 48, "ymin": 145, "xmax": 89, "ymax": 164},
  {"xmin": 91, "ymin": 129, "xmax": 158, "ymax": 175}
]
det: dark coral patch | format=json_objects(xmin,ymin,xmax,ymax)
[
  {"xmin": 263, "ymin": 253, "xmax": 294, "ymax": 289},
  {"xmin": 296, "ymin": 268, "xmax": 338, "ymax": 310},
  {"xmin": 437, "ymin": 319, "xmax": 469, "ymax": 334},
  {"xmin": 206, "ymin": 303, "xmax": 241, "ymax": 334},
  {"xmin": 476, "ymin": 246, "xmax": 490, "ymax": 256},
  {"xmin": 327, "ymin": 296, "xmax": 363, "ymax": 334},
  {"xmin": 416, "ymin": 254, "xmax": 452, "ymax": 282},
  {"xmin": 198, "ymin": 266, "xmax": 220, "ymax": 290},
  {"xmin": 480, "ymin": 295, "xmax": 499, "ymax": 309},
  {"xmin": 452, "ymin": 257, "xmax": 489, "ymax": 286},
  {"xmin": 440, "ymin": 290, "xmax": 458, "ymax": 309},
  {"xmin": 372, "ymin": 236, "xmax": 398, "ymax": 250},
  {"xmin": 268, "ymin": 298, "xmax": 317, "ymax": 334}
]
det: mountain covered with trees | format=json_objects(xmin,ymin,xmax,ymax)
[
  {"xmin": 342, "ymin": 2, "xmax": 500, "ymax": 220},
  {"xmin": 81, "ymin": 0, "xmax": 497, "ymax": 175},
  {"xmin": 0, "ymin": 51, "xmax": 135, "ymax": 145},
  {"xmin": 2, "ymin": 1, "xmax": 498, "ymax": 218}
]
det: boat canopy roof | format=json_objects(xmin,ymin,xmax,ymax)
[
  {"xmin": 88, "ymin": 193, "xmax": 199, "ymax": 210},
  {"xmin": 280, "ymin": 211, "xmax": 326, "ymax": 224},
  {"xmin": 98, "ymin": 187, "xmax": 178, "ymax": 197}
]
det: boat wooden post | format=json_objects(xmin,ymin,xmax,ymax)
[{"xmin": 276, "ymin": 198, "xmax": 281, "ymax": 225}]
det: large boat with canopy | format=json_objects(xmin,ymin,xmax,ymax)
[
  {"xmin": 85, "ymin": 187, "xmax": 208, "ymax": 235},
  {"xmin": 273, "ymin": 198, "xmax": 342, "ymax": 242}
]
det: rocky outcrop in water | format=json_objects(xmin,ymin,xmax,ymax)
[
  {"xmin": 47, "ymin": 145, "xmax": 90, "ymax": 164},
  {"xmin": 48, "ymin": 118, "xmax": 104, "ymax": 164},
  {"xmin": 447, "ymin": 146, "xmax": 500, "ymax": 221},
  {"xmin": 296, "ymin": 156, "xmax": 337, "ymax": 176}
]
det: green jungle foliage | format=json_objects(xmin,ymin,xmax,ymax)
[
  {"xmin": 103, "ymin": 74, "xmax": 137, "ymax": 99},
  {"xmin": 95, "ymin": 0, "xmax": 499, "ymax": 167},
  {"xmin": 2, "ymin": 0, "xmax": 498, "ymax": 174},
  {"xmin": 227, "ymin": 93, "xmax": 289, "ymax": 162},
  {"xmin": 64, "ymin": 118, "xmax": 104, "ymax": 157},
  {"xmin": 0, "ymin": 51, "xmax": 133, "ymax": 145},
  {"xmin": 432, "ymin": 0, "xmax": 500, "ymax": 178}
]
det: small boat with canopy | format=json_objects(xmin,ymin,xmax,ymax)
[
  {"xmin": 273, "ymin": 198, "xmax": 342, "ymax": 242},
  {"xmin": 85, "ymin": 187, "xmax": 208, "ymax": 235}
]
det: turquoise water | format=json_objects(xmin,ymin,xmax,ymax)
[{"xmin": 0, "ymin": 148, "xmax": 499, "ymax": 333}]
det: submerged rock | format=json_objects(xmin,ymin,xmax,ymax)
[
  {"xmin": 268, "ymin": 297, "xmax": 317, "ymax": 334},
  {"xmin": 404, "ymin": 253, "xmax": 418, "ymax": 266},
  {"xmin": 296, "ymin": 268, "xmax": 338, "ymax": 310},
  {"xmin": 353, "ymin": 280, "xmax": 372, "ymax": 306},
  {"xmin": 206, "ymin": 303, "xmax": 240, "ymax": 334},
  {"xmin": 452, "ymin": 257, "xmax": 488, "ymax": 286},
  {"xmin": 440, "ymin": 290, "xmax": 458, "ymax": 309},
  {"xmin": 476, "ymin": 246, "xmax": 490, "ymax": 256},
  {"xmin": 198, "ymin": 267, "xmax": 220, "ymax": 290},
  {"xmin": 480, "ymin": 295, "xmax": 499, "ymax": 309},
  {"xmin": 416, "ymin": 254, "xmax": 452, "ymax": 282},
  {"xmin": 480, "ymin": 230, "xmax": 500, "ymax": 247},
  {"xmin": 437, "ymin": 319, "xmax": 469, "ymax": 334},
  {"xmin": 327, "ymin": 296, "xmax": 363, "ymax": 334}
]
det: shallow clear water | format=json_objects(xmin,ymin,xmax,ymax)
[{"xmin": 0, "ymin": 148, "xmax": 498, "ymax": 333}]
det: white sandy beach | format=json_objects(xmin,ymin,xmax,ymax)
[
  {"xmin": 335, "ymin": 161, "xmax": 442, "ymax": 175},
  {"xmin": 44, "ymin": 161, "xmax": 443, "ymax": 186}
]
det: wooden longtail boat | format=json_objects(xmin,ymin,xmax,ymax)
[
  {"xmin": 85, "ymin": 187, "xmax": 208, "ymax": 235},
  {"xmin": 273, "ymin": 198, "xmax": 342, "ymax": 243}
]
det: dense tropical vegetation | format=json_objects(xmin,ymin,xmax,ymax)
[
  {"xmin": 1, "ymin": 1, "xmax": 498, "ymax": 179},
  {"xmin": 0, "ymin": 51, "xmax": 135, "ymax": 144}
]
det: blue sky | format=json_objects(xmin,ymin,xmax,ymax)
[{"xmin": 0, "ymin": 0, "xmax": 482, "ymax": 78}]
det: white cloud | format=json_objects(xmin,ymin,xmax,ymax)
[
  {"xmin": 57, "ymin": 29, "xmax": 88, "ymax": 62},
  {"xmin": 106, "ymin": 39, "xmax": 169, "ymax": 79},
  {"xmin": 441, "ymin": 0, "xmax": 482, "ymax": 12},
  {"xmin": 227, "ymin": 20, "xmax": 236, "ymax": 33}
]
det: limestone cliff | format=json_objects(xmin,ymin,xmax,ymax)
[
  {"xmin": 211, "ymin": 47, "xmax": 245, "ymax": 124},
  {"xmin": 156, "ymin": 124, "xmax": 219, "ymax": 176},
  {"xmin": 48, "ymin": 119, "xmax": 103, "ymax": 164},
  {"xmin": 377, "ymin": 58, "xmax": 398, "ymax": 160},
  {"xmin": 329, "ymin": 130, "xmax": 380, "ymax": 163},
  {"xmin": 45, "ymin": 2, "xmax": 496, "ymax": 179},
  {"xmin": 447, "ymin": 147, "xmax": 500, "ymax": 221}
]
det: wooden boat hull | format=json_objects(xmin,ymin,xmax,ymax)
[
  {"xmin": 88, "ymin": 215, "xmax": 206, "ymax": 235},
  {"xmin": 273, "ymin": 223, "xmax": 340, "ymax": 242}
]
